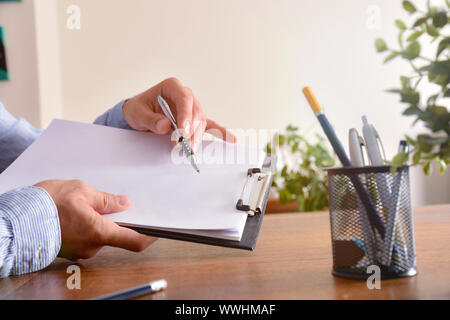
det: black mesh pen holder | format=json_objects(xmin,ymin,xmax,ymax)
[{"xmin": 325, "ymin": 165, "xmax": 417, "ymax": 280}]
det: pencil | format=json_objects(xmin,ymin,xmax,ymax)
[{"xmin": 302, "ymin": 87, "xmax": 386, "ymax": 238}]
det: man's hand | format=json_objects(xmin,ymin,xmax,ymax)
[
  {"xmin": 34, "ymin": 180, "xmax": 156, "ymax": 261},
  {"xmin": 122, "ymin": 77, "xmax": 237, "ymax": 151}
]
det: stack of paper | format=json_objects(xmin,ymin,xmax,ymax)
[{"xmin": 0, "ymin": 120, "xmax": 266, "ymax": 241}]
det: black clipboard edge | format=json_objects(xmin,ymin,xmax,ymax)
[{"xmin": 125, "ymin": 154, "xmax": 277, "ymax": 251}]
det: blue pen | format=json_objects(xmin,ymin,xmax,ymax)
[
  {"xmin": 92, "ymin": 279, "xmax": 167, "ymax": 300},
  {"xmin": 353, "ymin": 237, "xmax": 367, "ymax": 253},
  {"xmin": 302, "ymin": 87, "xmax": 386, "ymax": 238}
]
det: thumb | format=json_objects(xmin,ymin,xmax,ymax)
[
  {"xmin": 92, "ymin": 191, "xmax": 131, "ymax": 214},
  {"xmin": 142, "ymin": 109, "xmax": 172, "ymax": 135}
]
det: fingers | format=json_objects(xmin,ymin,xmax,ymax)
[
  {"xmin": 138, "ymin": 77, "xmax": 236, "ymax": 147},
  {"xmin": 192, "ymin": 97, "xmax": 207, "ymax": 151},
  {"xmin": 136, "ymin": 104, "xmax": 172, "ymax": 135},
  {"xmin": 102, "ymin": 219, "xmax": 157, "ymax": 252},
  {"xmin": 161, "ymin": 78, "xmax": 194, "ymax": 135},
  {"xmin": 193, "ymin": 119, "xmax": 207, "ymax": 152},
  {"xmin": 206, "ymin": 118, "xmax": 237, "ymax": 143},
  {"xmin": 89, "ymin": 189, "xmax": 157, "ymax": 252},
  {"xmin": 91, "ymin": 190, "xmax": 131, "ymax": 214}
]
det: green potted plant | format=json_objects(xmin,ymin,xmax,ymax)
[
  {"xmin": 265, "ymin": 125, "xmax": 336, "ymax": 213},
  {"xmin": 375, "ymin": 0, "xmax": 449, "ymax": 175}
]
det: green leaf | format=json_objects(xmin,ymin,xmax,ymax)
[
  {"xmin": 432, "ymin": 8, "xmax": 448, "ymax": 28},
  {"xmin": 405, "ymin": 135, "xmax": 417, "ymax": 146},
  {"xmin": 445, "ymin": 87, "xmax": 450, "ymax": 97},
  {"xmin": 278, "ymin": 134, "xmax": 285, "ymax": 146},
  {"xmin": 392, "ymin": 152, "xmax": 409, "ymax": 166},
  {"xmin": 390, "ymin": 151, "xmax": 409, "ymax": 174},
  {"xmin": 384, "ymin": 51, "xmax": 399, "ymax": 63},
  {"xmin": 400, "ymin": 88, "xmax": 420, "ymax": 104},
  {"xmin": 270, "ymin": 126, "xmax": 335, "ymax": 211},
  {"xmin": 395, "ymin": 19, "xmax": 407, "ymax": 30},
  {"xmin": 297, "ymin": 194, "xmax": 305, "ymax": 212},
  {"xmin": 403, "ymin": 0, "xmax": 417, "ymax": 14},
  {"xmin": 400, "ymin": 76, "xmax": 411, "ymax": 88},
  {"xmin": 402, "ymin": 104, "xmax": 422, "ymax": 116},
  {"xmin": 423, "ymin": 135, "xmax": 448, "ymax": 145},
  {"xmin": 428, "ymin": 73, "xmax": 448, "ymax": 87},
  {"xmin": 421, "ymin": 153, "xmax": 439, "ymax": 160},
  {"xmin": 401, "ymin": 41, "xmax": 421, "ymax": 60},
  {"xmin": 413, "ymin": 17, "xmax": 429, "ymax": 27},
  {"xmin": 423, "ymin": 160, "xmax": 432, "ymax": 176},
  {"xmin": 425, "ymin": 24, "xmax": 439, "ymax": 37},
  {"xmin": 413, "ymin": 151, "xmax": 421, "ymax": 165},
  {"xmin": 281, "ymin": 165, "xmax": 288, "ymax": 178},
  {"xmin": 437, "ymin": 37, "xmax": 450, "ymax": 59},
  {"xmin": 439, "ymin": 159, "xmax": 447, "ymax": 175},
  {"xmin": 279, "ymin": 189, "xmax": 292, "ymax": 204},
  {"xmin": 375, "ymin": 38, "xmax": 388, "ymax": 52},
  {"xmin": 398, "ymin": 31, "xmax": 405, "ymax": 49},
  {"xmin": 417, "ymin": 134, "xmax": 434, "ymax": 153},
  {"xmin": 414, "ymin": 77, "xmax": 422, "ymax": 89},
  {"xmin": 424, "ymin": 105, "xmax": 450, "ymax": 132},
  {"xmin": 310, "ymin": 177, "xmax": 318, "ymax": 200},
  {"xmin": 418, "ymin": 63, "xmax": 433, "ymax": 72},
  {"xmin": 407, "ymin": 31, "xmax": 424, "ymax": 42},
  {"xmin": 386, "ymin": 88, "xmax": 403, "ymax": 94},
  {"xmin": 427, "ymin": 93, "xmax": 439, "ymax": 105},
  {"xmin": 272, "ymin": 134, "xmax": 279, "ymax": 148},
  {"xmin": 286, "ymin": 125, "xmax": 298, "ymax": 132},
  {"xmin": 428, "ymin": 60, "xmax": 450, "ymax": 86}
]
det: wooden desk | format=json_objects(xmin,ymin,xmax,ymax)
[{"xmin": 1, "ymin": 205, "xmax": 449, "ymax": 300}]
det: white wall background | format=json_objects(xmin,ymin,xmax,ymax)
[
  {"xmin": 1, "ymin": 0, "xmax": 449, "ymax": 205},
  {"xmin": 0, "ymin": 0, "xmax": 40, "ymax": 127},
  {"xmin": 0, "ymin": 0, "xmax": 62, "ymax": 127}
]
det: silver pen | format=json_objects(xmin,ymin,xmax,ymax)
[
  {"xmin": 157, "ymin": 96, "xmax": 200, "ymax": 173},
  {"xmin": 398, "ymin": 140, "xmax": 410, "ymax": 154}
]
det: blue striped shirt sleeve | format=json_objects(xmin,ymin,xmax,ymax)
[
  {"xmin": 94, "ymin": 100, "xmax": 132, "ymax": 129},
  {"xmin": 0, "ymin": 186, "xmax": 61, "ymax": 278},
  {"xmin": 0, "ymin": 100, "xmax": 132, "ymax": 278},
  {"xmin": 0, "ymin": 102, "xmax": 43, "ymax": 173}
]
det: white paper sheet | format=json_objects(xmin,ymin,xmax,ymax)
[{"xmin": 0, "ymin": 120, "xmax": 265, "ymax": 239}]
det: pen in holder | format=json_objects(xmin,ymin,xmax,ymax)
[{"xmin": 325, "ymin": 165, "xmax": 417, "ymax": 280}]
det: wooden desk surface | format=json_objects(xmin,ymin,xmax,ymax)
[{"xmin": 1, "ymin": 205, "xmax": 450, "ymax": 300}]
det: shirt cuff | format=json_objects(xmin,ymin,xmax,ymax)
[
  {"xmin": 0, "ymin": 186, "xmax": 61, "ymax": 277},
  {"xmin": 94, "ymin": 100, "xmax": 132, "ymax": 130},
  {"xmin": 0, "ymin": 101, "xmax": 17, "ymax": 133}
]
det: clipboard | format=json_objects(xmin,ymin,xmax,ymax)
[
  {"xmin": 0, "ymin": 119, "xmax": 276, "ymax": 252},
  {"xmin": 127, "ymin": 153, "xmax": 277, "ymax": 251}
]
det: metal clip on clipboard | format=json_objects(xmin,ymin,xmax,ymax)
[{"xmin": 236, "ymin": 168, "xmax": 272, "ymax": 216}]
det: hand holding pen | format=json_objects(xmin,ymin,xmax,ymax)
[{"xmin": 121, "ymin": 77, "xmax": 237, "ymax": 151}]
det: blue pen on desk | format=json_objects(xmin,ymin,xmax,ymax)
[
  {"xmin": 92, "ymin": 279, "xmax": 167, "ymax": 300},
  {"xmin": 302, "ymin": 87, "xmax": 386, "ymax": 238}
]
